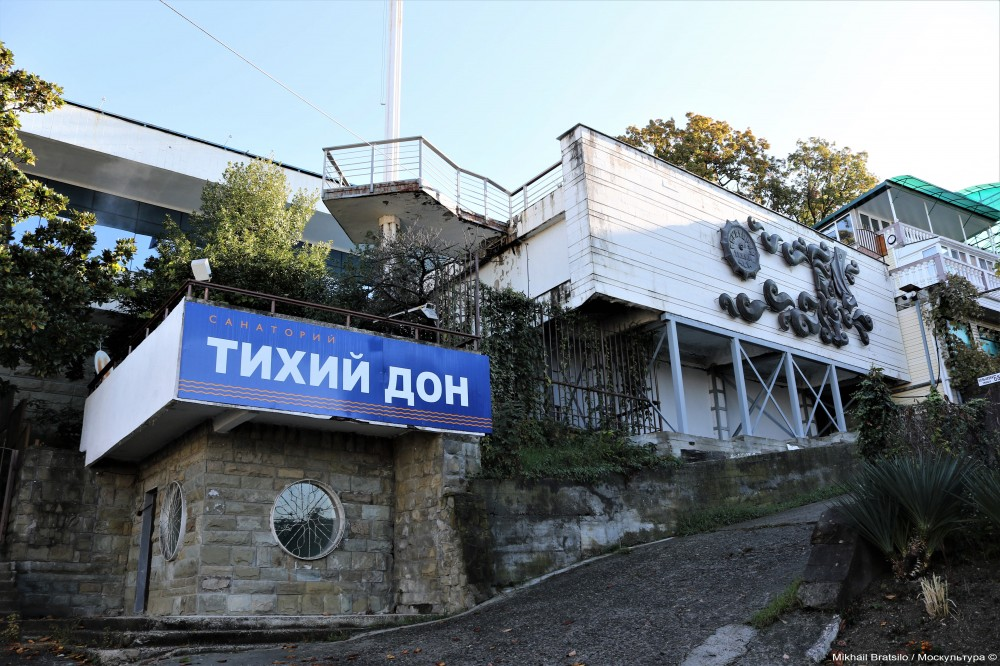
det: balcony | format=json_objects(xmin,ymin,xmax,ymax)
[
  {"xmin": 890, "ymin": 234, "xmax": 1000, "ymax": 309},
  {"xmin": 321, "ymin": 137, "xmax": 562, "ymax": 246}
]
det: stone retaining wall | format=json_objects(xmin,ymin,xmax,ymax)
[
  {"xmin": 470, "ymin": 444, "xmax": 856, "ymax": 587},
  {"xmin": 3, "ymin": 447, "xmax": 134, "ymax": 616}
]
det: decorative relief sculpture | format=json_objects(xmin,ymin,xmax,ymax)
[
  {"xmin": 719, "ymin": 219, "xmax": 760, "ymax": 280},
  {"xmin": 718, "ymin": 217, "xmax": 873, "ymax": 346}
]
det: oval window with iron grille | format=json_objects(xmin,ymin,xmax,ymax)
[
  {"xmin": 159, "ymin": 481, "xmax": 186, "ymax": 561},
  {"xmin": 270, "ymin": 480, "xmax": 345, "ymax": 560}
]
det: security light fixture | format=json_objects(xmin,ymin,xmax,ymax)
[
  {"xmin": 388, "ymin": 303, "xmax": 439, "ymax": 323},
  {"xmin": 191, "ymin": 258, "xmax": 212, "ymax": 282}
]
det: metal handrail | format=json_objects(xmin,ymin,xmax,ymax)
[
  {"xmin": 322, "ymin": 137, "xmax": 564, "ymax": 225},
  {"xmin": 88, "ymin": 280, "xmax": 481, "ymax": 393}
]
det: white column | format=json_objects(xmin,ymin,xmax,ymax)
[
  {"xmin": 730, "ymin": 337, "xmax": 752, "ymax": 437},
  {"xmin": 665, "ymin": 318, "xmax": 688, "ymax": 435},
  {"xmin": 783, "ymin": 352, "xmax": 804, "ymax": 438}
]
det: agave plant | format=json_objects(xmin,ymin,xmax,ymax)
[
  {"xmin": 967, "ymin": 468, "xmax": 1000, "ymax": 527},
  {"xmin": 836, "ymin": 452, "xmax": 971, "ymax": 578}
]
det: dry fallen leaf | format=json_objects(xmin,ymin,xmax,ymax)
[
  {"xmin": 413, "ymin": 648, "xmax": 423, "ymax": 654},
  {"xmin": 884, "ymin": 594, "xmax": 897, "ymax": 600},
  {"xmin": 500, "ymin": 628, "xmax": 512, "ymax": 633}
]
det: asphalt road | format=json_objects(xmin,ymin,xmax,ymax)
[{"xmin": 128, "ymin": 501, "xmax": 838, "ymax": 666}]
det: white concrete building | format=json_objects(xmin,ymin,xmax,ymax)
[{"xmin": 322, "ymin": 126, "xmax": 936, "ymax": 450}]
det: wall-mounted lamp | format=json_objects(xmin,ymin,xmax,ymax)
[{"xmin": 191, "ymin": 258, "xmax": 212, "ymax": 282}]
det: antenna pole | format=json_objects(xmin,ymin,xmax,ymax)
[{"xmin": 384, "ymin": 0, "xmax": 403, "ymax": 180}]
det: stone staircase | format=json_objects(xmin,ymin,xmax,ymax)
[{"xmin": 18, "ymin": 614, "xmax": 428, "ymax": 654}]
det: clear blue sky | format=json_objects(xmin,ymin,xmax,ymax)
[{"xmin": 2, "ymin": 0, "xmax": 998, "ymax": 193}]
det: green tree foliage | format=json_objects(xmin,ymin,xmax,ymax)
[
  {"xmin": 620, "ymin": 113, "xmax": 779, "ymax": 206},
  {"xmin": 122, "ymin": 159, "xmax": 331, "ymax": 316},
  {"xmin": 783, "ymin": 137, "xmax": 880, "ymax": 226},
  {"xmin": 619, "ymin": 113, "xmax": 878, "ymax": 224},
  {"xmin": 0, "ymin": 42, "xmax": 134, "ymax": 388}
]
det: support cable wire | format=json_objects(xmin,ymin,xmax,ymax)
[{"xmin": 157, "ymin": 0, "xmax": 418, "ymax": 180}]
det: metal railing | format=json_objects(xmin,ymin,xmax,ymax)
[
  {"xmin": 89, "ymin": 280, "xmax": 482, "ymax": 393},
  {"xmin": 322, "ymin": 137, "xmax": 563, "ymax": 226}
]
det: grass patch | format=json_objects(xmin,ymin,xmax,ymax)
[
  {"xmin": 750, "ymin": 579, "xmax": 801, "ymax": 629},
  {"xmin": 674, "ymin": 484, "xmax": 843, "ymax": 536}
]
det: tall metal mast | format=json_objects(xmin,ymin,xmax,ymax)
[{"xmin": 380, "ymin": 0, "xmax": 404, "ymax": 239}]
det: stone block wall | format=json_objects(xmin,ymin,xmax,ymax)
[
  {"xmin": 393, "ymin": 433, "xmax": 486, "ymax": 614},
  {"xmin": 471, "ymin": 444, "xmax": 856, "ymax": 587},
  {"xmin": 129, "ymin": 423, "xmax": 396, "ymax": 616},
  {"xmin": 2, "ymin": 446, "xmax": 134, "ymax": 616}
]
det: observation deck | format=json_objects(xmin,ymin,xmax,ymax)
[{"xmin": 321, "ymin": 137, "xmax": 562, "ymax": 247}]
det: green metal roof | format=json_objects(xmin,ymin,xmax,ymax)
[
  {"xmin": 958, "ymin": 182, "xmax": 1000, "ymax": 209},
  {"xmin": 886, "ymin": 175, "xmax": 1000, "ymax": 220},
  {"xmin": 816, "ymin": 175, "xmax": 1000, "ymax": 228}
]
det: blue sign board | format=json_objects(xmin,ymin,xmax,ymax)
[{"xmin": 177, "ymin": 301, "xmax": 492, "ymax": 433}]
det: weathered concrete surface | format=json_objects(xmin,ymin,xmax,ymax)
[
  {"xmin": 120, "ymin": 500, "xmax": 841, "ymax": 666},
  {"xmin": 797, "ymin": 507, "xmax": 885, "ymax": 610},
  {"xmin": 472, "ymin": 444, "xmax": 857, "ymax": 588}
]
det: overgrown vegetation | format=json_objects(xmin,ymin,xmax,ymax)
[
  {"xmin": 119, "ymin": 159, "xmax": 332, "ymax": 318},
  {"xmin": 1, "ymin": 613, "xmax": 19, "ymax": 643},
  {"xmin": 478, "ymin": 286, "xmax": 671, "ymax": 483},
  {"xmin": 850, "ymin": 368, "xmax": 902, "ymax": 461},
  {"xmin": 749, "ymin": 579, "xmax": 801, "ymax": 629},
  {"xmin": 850, "ymin": 369, "xmax": 1000, "ymax": 467},
  {"xmin": 926, "ymin": 275, "xmax": 1000, "ymax": 397},
  {"xmin": 841, "ymin": 369, "xmax": 1000, "ymax": 579}
]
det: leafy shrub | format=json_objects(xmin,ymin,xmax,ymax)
[{"xmin": 849, "ymin": 368, "xmax": 901, "ymax": 461}]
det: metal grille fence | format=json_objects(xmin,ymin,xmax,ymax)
[{"xmin": 541, "ymin": 315, "xmax": 659, "ymax": 434}]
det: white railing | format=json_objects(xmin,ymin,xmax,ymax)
[
  {"xmin": 892, "ymin": 254, "xmax": 1000, "ymax": 296},
  {"xmin": 322, "ymin": 137, "xmax": 563, "ymax": 226},
  {"xmin": 891, "ymin": 258, "xmax": 943, "ymax": 291},
  {"xmin": 897, "ymin": 222, "xmax": 936, "ymax": 245}
]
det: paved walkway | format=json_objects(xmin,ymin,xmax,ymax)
[{"xmin": 126, "ymin": 500, "xmax": 839, "ymax": 666}]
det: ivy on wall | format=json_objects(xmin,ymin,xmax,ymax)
[
  {"xmin": 478, "ymin": 286, "xmax": 671, "ymax": 482},
  {"xmin": 926, "ymin": 275, "xmax": 1000, "ymax": 397}
]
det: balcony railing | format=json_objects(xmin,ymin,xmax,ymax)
[
  {"xmin": 322, "ymin": 137, "xmax": 563, "ymax": 226},
  {"xmin": 891, "ymin": 253, "xmax": 1000, "ymax": 304}
]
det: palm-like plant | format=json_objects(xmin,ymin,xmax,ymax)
[
  {"xmin": 968, "ymin": 468, "xmax": 1000, "ymax": 527},
  {"xmin": 837, "ymin": 453, "xmax": 971, "ymax": 578}
]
